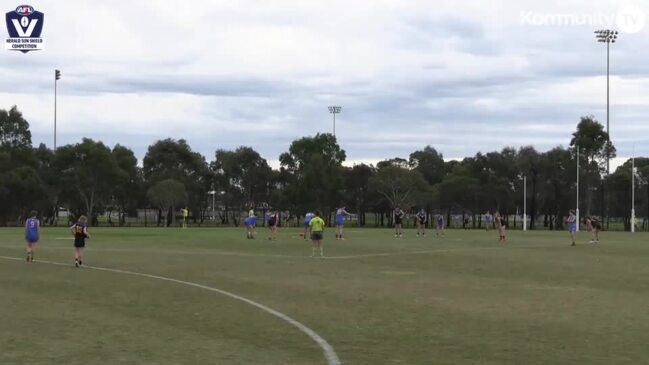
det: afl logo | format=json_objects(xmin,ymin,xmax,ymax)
[
  {"xmin": 5, "ymin": 4, "xmax": 45, "ymax": 52},
  {"xmin": 15, "ymin": 5, "xmax": 33, "ymax": 15}
]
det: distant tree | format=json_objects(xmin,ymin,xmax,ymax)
[
  {"xmin": 55, "ymin": 138, "xmax": 122, "ymax": 225},
  {"xmin": 279, "ymin": 133, "xmax": 345, "ymax": 219},
  {"xmin": 368, "ymin": 162, "xmax": 428, "ymax": 210},
  {"xmin": 112, "ymin": 145, "xmax": 142, "ymax": 225},
  {"xmin": 143, "ymin": 139, "xmax": 211, "ymax": 222},
  {"xmin": 538, "ymin": 147, "xmax": 575, "ymax": 229},
  {"xmin": 147, "ymin": 179, "xmax": 187, "ymax": 227},
  {"xmin": 409, "ymin": 146, "xmax": 445, "ymax": 185},
  {"xmin": 0, "ymin": 106, "xmax": 31, "ymax": 148},
  {"xmin": 212, "ymin": 146, "xmax": 273, "ymax": 223},
  {"xmin": 517, "ymin": 146, "xmax": 541, "ymax": 229},
  {"xmin": 570, "ymin": 116, "xmax": 616, "ymax": 215},
  {"xmin": 343, "ymin": 164, "xmax": 376, "ymax": 226}
]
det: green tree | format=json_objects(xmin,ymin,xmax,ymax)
[
  {"xmin": 143, "ymin": 139, "xmax": 211, "ymax": 222},
  {"xmin": 112, "ymin": 145, "xmax": 142, "ymax": 226},
  {"xmin": 343, "ymin": 164, "xmax": 376, "ymax": 226},
  {"xmin": 409, "ymin": 146, "xmax": 445, "ymax": 186},
  {"xmin": 517, "ymin": 146, "xmax": 541, "ymax": 229},
  {"xmin": 55, "ymin": 138, "xmax": 122, "ymax": 225},
  {"xmin": 537, "ymin": 147, "xmax": 575, "ymax": 230},
  {"xmin": 368, "ymin": 161, "xmax": 428, "ymax": 210},
  {"xmin": 147, "ymin": 179, "xmax": 187, "ymax": 227},
  {"xmin": 279, "ymin": 133, "xmax": 345, "ymax": 218},
  {"xmin": 212, "ymin": 146, "xmax": 273, "ymax": 212},
  {"xmin": 0, "ymin": 106, "xmax": 31, "ymax": 148},
  {"xmin": 570, "ymin": 116, "xmax": 616, "ymax": 215}
]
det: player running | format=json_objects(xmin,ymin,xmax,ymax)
[
  {"xmin": 335, "ymin": 206, "xmax": 352, "ymax": 240},
  {"xmin": 435, "ymin": 213, "xmax": 445, "ymax": 237},
  {"xmin": 25, "ymin": 210, "xmax": 40, "ymax": 263},
  {"xmin": 565, "ymin": 209, "xmax": 577, "ymax": 246},
  {"xmin": 70, "ymin": 216, "xmax": 91, "ymax": 267},
  {"xmin": 393, "ymin": 207, "xmax": 405, "ymax": 238},
  {"xmin": 309, "ymin": 211, "xmax": 326, "ymax": 257},
  {"xmin": 585, "ymin": 216, "xmax": 601, "ymax": 243},
  {"xmin": 244, "ymin": 213, "xmax": 257, "ymax": 239},
  {"xmin": 303, "ymin": 211, "xmax": 314, "ymax": 240},
  {"xmin": 416, "ymin": 209, "xmax": 427, "ymax": 237},
  {"xmin": 484, "ymin": 211, "xmax": 493, "ymax": 231},
  {"xmin": 495, "ymin": 211, "xmax": 506, "ymax": 243},
  {"xmin": 267, "ymin": 210, "xmax": 279, "ymax": 240}
]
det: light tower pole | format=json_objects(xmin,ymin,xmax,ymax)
[
  {"xmin": 594, "ymin": 29, "xmax": 617, "ymax": 173},
  {"xmin": 328, "ymin": 105, "xmax": 342, "ymax": 137},
  {"xmin": 54, "ymin": 69, "xmax": 61, "ymax": 149},
  {"xmin": 631, "ymin": 146, "xmax": 636, "ymax": 233},
  {"xmin": 576, "ymin": 145, "xmax": 580, "ymax": 232},
  {"xmin": 523, "ymin": 175, "xmax": 527, "ymax": 231},
  {"xmin": 595, "ymin": 29, "xmax": 618, "ymax": 229}
]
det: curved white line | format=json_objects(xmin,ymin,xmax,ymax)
[{"xmin": 0, "ymin": 256, "xmax": 342, "ymax": 365}]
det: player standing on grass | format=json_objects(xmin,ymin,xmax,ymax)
[
  {"xmin": 244, "ymin": 213, "xmax": 257, "ymax": 239},
  {"xmin": 393, "ymin": 207, "xmax": 405, "ymax": 238},
  {"xmin": 566, "ymin": 209, "xmax": 577, "ymax": 246},
  {"xmin": 495, "ymin": 211, "xmax": 506, "ymax": 243},
  {"xmin": 416, "ymin": 209, "xmax": 427, "ymax": 237},
  {"xmin": 435, "ymin": 213, "xmax": 445, "ymax": 238},
  {"xmin": 309, "ymin": 210, "xmax": 326, "ymax": 257},
  {"xmin": 303, "ymin": 211, "xmax": 314, "ymax": 240},
  {"xmin": 71, "ymin": 216, "xmax": 91, "ymax": 267},
  {"xmin": 181, "ymin": 207, "xmax": 188, "ymax": 229},
  {"xmin": 585, "ymin": 216, "xmax": 600, "ymax": 243},
  {"xmin": 267, "ymin": 210, "xmax": 279, "ymax": 240},
  {"xmin": 484, "ymin": 211, "xmax": 493, "ymax": 231},
  {"xmin": 335, "ymin": 206, "xmax": 352, "ymax": 240},
  {"xmin": 24, "ymin": 210, "xmax": 40, "ymax": 263}
]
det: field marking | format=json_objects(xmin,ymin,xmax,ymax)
[
  {"xmin": 0, "ymin": 243, "xmax": 552, "ymax": 261},
  {"xmin": 0, "ymin": 256, "xmax": 342, "ymax": 365}
]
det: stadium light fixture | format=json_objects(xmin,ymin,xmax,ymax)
[{"xmin": 328, "ymin": 105, "xmax": 342, "ymax": 137}]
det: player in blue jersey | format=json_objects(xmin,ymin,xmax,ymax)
[
  {"xmin": 70, "ymin": 216, "xmax": 91, "ymax": 267},
  {"xmin": 267, "ymin": 210, "xmax": 279, "ymax": 240},
  {"xmin": 245, "ymin": 214, "xmax": 257, "ymax": 239},
  {"xmin": 565, "ymin": 210, "xmax": 577, "ymax": 246},
  {"xmin": 24, "ymin": 210, "xmax": 40, "ymax": 262},
  {"xmin": 435, "ymin": 213, "xmax": 445, "ymax": 238},
  {"xmin": 484, "ymin": 211, "xmax": 493, "ymax": 231},
  {"xmin": 303, "ymin": 211, "xmax": 314, "ymax": 240},
  {"xmin": 335, "ymin": 206, "xmax": 352, "ymax": 240},
  {"xmin": 416, "ymin": 209, "xmax": 427, "ymax": 237}
]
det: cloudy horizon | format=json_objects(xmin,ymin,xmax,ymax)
[{"xmin": 1, "ymin": 1, "xmax": 648, "ymax": 170}]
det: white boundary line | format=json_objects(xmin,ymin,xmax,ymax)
[
  {"xmin": 0, "ymin": 255, "xmax": 342, "ymax": 365},
  {"xmin": 0, "ymin": 244, "xmax": 550, "ymax": 260}
]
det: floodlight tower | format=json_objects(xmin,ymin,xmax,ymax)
[
  {"xmin": 594, "ymin": 29, "xmax": 617, "ymax": 175},
  {"xmin": 328, "ymin": 105, "xmax": 342, "ymax": 137},
  {"xmin": 595, "ymin": 29, "xmax": 618, "ymax": 228}
]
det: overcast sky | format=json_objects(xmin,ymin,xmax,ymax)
[{"xmin": 1, "ymin": 0, "xmax": 648, "ymax": 169}]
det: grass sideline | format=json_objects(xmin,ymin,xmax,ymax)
[{"xmin": 1, "ymin": 227, "xmax": 649, "ymax": 364}]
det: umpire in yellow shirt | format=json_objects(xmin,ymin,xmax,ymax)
[{"xmin": 308, "ymin": 211, "xmax": 326, "ymax": 257}]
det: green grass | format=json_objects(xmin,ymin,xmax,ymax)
[{"xmin": 1, "ymin": 227, "xmax": 649, "ymax": 364}]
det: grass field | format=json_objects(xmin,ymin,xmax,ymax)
[{"xmin": 1, "ymin": 227, "xmax": 649, "ymax": 365}]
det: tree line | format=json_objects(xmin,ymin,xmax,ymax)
[{"xmin": 1, "ymin": 106, "xmax": 647, "ymax": 230}]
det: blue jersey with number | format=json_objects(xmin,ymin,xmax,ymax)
[{"xmin": 25, "ymin": 218, "xmax": 39, "ymax": 241}]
